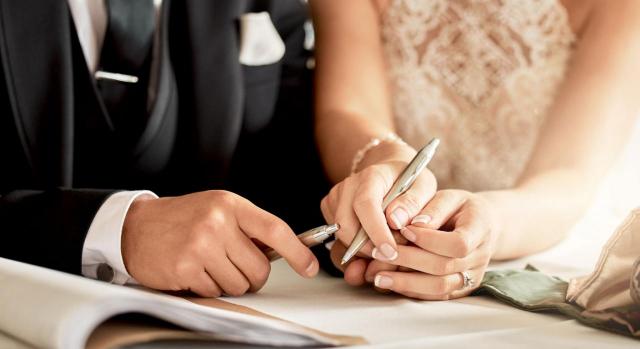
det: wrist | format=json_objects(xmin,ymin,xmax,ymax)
[
  {"xmin": 122, "ymin": 195, "xmax": 156, "ymax": 277},
  {"xmin": 476, "ymin": 190, "xmax": 520, "ymax": 257},
  {"xmin": 353, "ymin": 135, "xmax": 416, "ymax": 173},
  {"xmin": 82, "ymin": 190, "xmax": 157, "ymax": 285}
]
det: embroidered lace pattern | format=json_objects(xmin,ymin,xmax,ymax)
[{"xmin": 381, "ymin": 0, "xmax": 575, "ymax": 191}]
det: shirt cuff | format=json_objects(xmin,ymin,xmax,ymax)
[{"xmin": 81, "ymin": 190, "xmax": 158, "ymax": 285}]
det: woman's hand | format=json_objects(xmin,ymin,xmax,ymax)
[
  {"xmin": 328, "ymin": 232, "xmax": 409, "ymax": 287},
  {"xmin": 360, "ymin": 190, "xmax": 499, "ymax": 300},
  {"xmin": 371, "ymin": 190, "xmax": 498, "ymax": 299},
  {"xmin": 320, "ymin": 141, "xmax": 438, "ymax": 261}
]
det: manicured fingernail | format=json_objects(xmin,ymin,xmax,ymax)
[
  {"xmin": 400, "ymin": 228, "xmax": 416, "ymax": 242},
  {"xmin": 371, "ymin": 247, "xmax": 396, "ymax": 261},
  {"xmin": 391, "ymin": 207, "xmax": 409, "ymax": 229},
  {"xmin": 306, "ymin": 260, "xmax": 318, "ymax": 277},
  {"xmin": 380, "ymin": 243, "xmax": 398, "ymax": 260},
  {"xmin": 371, "ymin": 248, "xmax": 385, "ymax": 261},
  {"xmin": 411, "ymin": 214, "xmax": 432, "ymax": 227},
  {"xmin": 374, "ymin": 274, "xmax": 393, "ymax": 289}
]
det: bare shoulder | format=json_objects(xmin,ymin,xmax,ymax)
[
  {"xmin": 587, "ymin": 0, "xmax": 640, "ymax": 29},
  {"xmin": 562, "ymin": 0, "xmax": 640, "ymax": 38}
]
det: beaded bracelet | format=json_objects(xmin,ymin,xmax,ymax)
[{"xmin": 350, "ymin": 133, "xmax": 407, "ymax": 174}]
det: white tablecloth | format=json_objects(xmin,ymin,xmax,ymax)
[
  {"xmin": 225, "ymin": 246, "xmax": 636, "ymax": 348},
  {"xmin": 225, "ymin": 190, "xmax": 640, "ymax": 347}
]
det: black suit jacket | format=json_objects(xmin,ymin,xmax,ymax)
[{"xmin": 0, "ymin": 0, "xmax": 330, "ymax": 275}]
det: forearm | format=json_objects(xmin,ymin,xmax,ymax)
[
  {"xmin": 311, "ymin": 0, "xmax": 396, "ymax": 183},
  {"xmin": 315, "ymin": 111, "xmax": 395, "ymax": 183},
  {"xmin": 486, "ymin": 1, "xmax": 640, "ymax": 260},
  {"xmin": 481, "ymin": 169, "xmax": 594, "ymax": 260}
]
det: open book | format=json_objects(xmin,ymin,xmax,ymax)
[{"xmin": 0, "ymin": 258, "xmax": 365, "ymax": 348}]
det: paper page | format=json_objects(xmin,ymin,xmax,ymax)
[
  {"xmin": 0, "ymin": 258, "xmax": 116, "ymax": 348},
  {"xmin": 86, "ymin": 321, "xmax": 215, "ymax": 349},
  {"xmin": 184, "ymin": 297, "xmax": 365, "ymax": 346},
  {"xmin": 0, "ymin": 258, "xmax": 362, "ymax": 348},
  {"xmin": 0, "ymin": 330, "xmax": 34, "ymax": 349}
]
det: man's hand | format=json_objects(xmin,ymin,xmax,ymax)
[{"xmin": 121, "ymin": 190, "xmax": 319, "ymax": 297}]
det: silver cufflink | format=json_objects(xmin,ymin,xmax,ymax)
[{"xmin": 96, "ymin": 263, "xmax": 116, "ymax": 283}]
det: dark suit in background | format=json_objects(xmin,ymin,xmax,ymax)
[{"xmin": 0, "ymin": 0, "xmax": 329, "ymax": 275}]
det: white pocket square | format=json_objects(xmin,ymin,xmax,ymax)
[{"xmin": 238, "ymin": 12, "xmax": 286, "ymax": 66}]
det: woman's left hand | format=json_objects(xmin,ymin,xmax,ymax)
[{"xmin": 361, "ymin": 189, "xmax": 500, "ymax": 300}]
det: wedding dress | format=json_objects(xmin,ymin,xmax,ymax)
[{"xmin": 381, "ymin": 0, "xmax": 575, "ymax": 191}]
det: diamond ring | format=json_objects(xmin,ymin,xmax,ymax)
[{"xmin": 461, "ymin": 271, "xmax": 475, "ymax": 290}]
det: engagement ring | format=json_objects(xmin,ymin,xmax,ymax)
[{"xmin": 461, "ymin": 271, "xmax": 475, "ymax": 290}]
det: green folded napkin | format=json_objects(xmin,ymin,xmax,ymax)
[{"xmin": 476, "ymin": 266, "xmax": 640, "ymax": 339}]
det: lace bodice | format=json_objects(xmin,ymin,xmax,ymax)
[{"xmin": 381, "ymin": 0, "xmax": 575, "ymax": 191}]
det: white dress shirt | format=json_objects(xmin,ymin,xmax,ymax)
[
  {"xmin": 82, "ymin": 191, "xmax": 157, "ymax": 284},
  {"xmin": 68, "ymin": 0, "xmax": 161, "ymax": 284}
]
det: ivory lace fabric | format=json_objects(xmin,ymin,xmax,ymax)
[{"xmin": 381, "ymin": 0, "xmax": 575, "ymax": 191}]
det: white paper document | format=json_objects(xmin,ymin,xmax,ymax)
[{"xmin": 0, "ymin": 258, "xmax": 362, "ymax": 349}]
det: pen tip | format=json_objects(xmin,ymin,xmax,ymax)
[{"xmin": 340, "ymin": 259, "xmax": 348, "ymax": 266}]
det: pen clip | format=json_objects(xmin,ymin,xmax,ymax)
[{"xmin": 312, "ymin": 223, "xmax": 340, "ymax": 240}]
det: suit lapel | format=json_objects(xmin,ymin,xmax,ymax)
[
  {"xmin": 169, "ymin": 0, "xmax": 246, "ymax": 182},
  {"xmin": 0, "ymin": 0, "xmax": 75, "ymax": 187}
]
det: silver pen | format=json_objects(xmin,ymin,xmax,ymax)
[
  {"xmin": 265, "ymin": 224, "xmax": 340, "ymax": 261},
  {"xmin": 341, "ymin": 138, "xmax": 440, "ymax": 265}
]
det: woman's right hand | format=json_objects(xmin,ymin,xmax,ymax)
[{"xmin": 320, "ymin": 141, "xmax": 438, "ymax": 263}]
